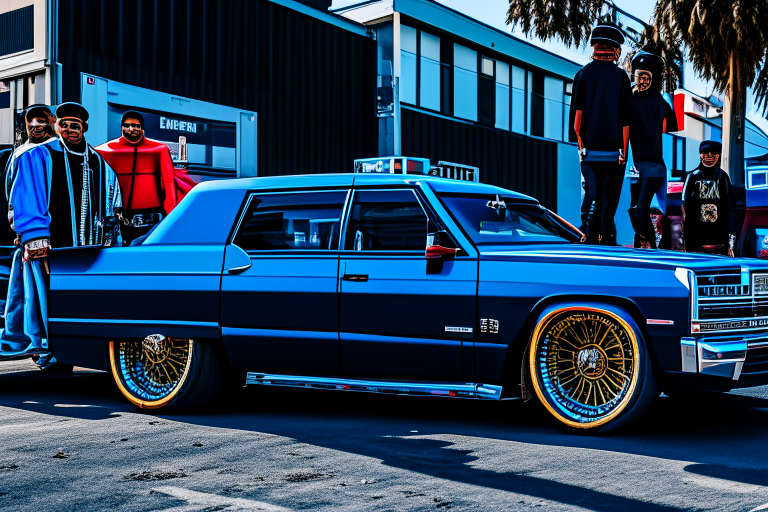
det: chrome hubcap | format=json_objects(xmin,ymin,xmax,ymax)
[
  {"xmin": 116, "ymin": 336, "xmax": 192, "ymax": 401},
  {"xmin": 535, "ymin": 310, "xmax": 638, "ymax": 424}
]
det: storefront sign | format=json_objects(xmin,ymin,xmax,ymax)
[{"xmin": 160, "ymin": 116, "xmax": 198, "ymax": 133}]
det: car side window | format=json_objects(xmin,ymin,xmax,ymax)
[
  {"xmin": 344, "ymin": 189, "xmax": 429, "ymax": 251},
  {"xmin": 233, "ymin": 191, "xmax": 347, "ymax": 250}
]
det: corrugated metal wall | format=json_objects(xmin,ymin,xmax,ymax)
[
  {"xmin": 0, "ymin": 6, "xmax": 34, "ymax": 58},
  {"xmin": 57, "ymin": 0, "xmax": 378, "ymax": 176},
  {"xmin": 401, "ymin": 108, "xmax": 559, "ymax": 209}
]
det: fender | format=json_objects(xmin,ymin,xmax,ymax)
[{"xmin": 498, "ymin": 296, "xmax": 653, "ymax": 399}]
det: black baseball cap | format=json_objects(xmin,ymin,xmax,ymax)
[
  {"xmin": 25, "ymin": 104, "xmax": 53, "ymax": 121},
  {"xmin": 55, "ymin": 102, "xmax": 89, "ymax": 122},
  {"xmin": 590, "ymin": 24, "xmax": 625, "ymax": 48},
  {"xmin": 700, "ymin": 140, "xmax": 722, "ymax": 155}
]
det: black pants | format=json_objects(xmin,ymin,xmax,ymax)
[{"xmin": 581, "ymin": 161, "xmax": 625, "ymax": 244}]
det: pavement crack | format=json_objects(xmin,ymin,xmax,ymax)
[
  {"xmin": 284, "ymin": 471, "xmax": 333, "ymax": 482},
  {"xmin": 124, "ymin": 469, "xmax": 187, "ymax": 481}
]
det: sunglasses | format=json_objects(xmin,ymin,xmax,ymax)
[
  {"xmin": 122, "ymin": 123, "xmax": 142, "ymax": 129},
  {"xmin": 59, "ymin": 121, "xmax": 84, "ymax": 130}
]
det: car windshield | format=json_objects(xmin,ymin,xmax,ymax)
[{"xmin": 439, "ymin": 194, "xmax": 580, "ymax": 245}]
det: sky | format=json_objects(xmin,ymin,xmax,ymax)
[{"xmin": 331, "ymin": 0, "xmax": 768, "ymax": 135}]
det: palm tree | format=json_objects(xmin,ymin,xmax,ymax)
[
  {"xmin": 654, "ymin": 0, "xmax": 768, "ymax": 187},
  {"xmin": 506, "ymin": 0, "xmax": 768, "ymax": 187}
]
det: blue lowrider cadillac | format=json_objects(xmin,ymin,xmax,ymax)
[{"xmin": 15, "ymin": 172, "xmax": 768, "ymax": 432}]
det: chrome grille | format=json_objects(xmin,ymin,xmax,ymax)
[
  {"xmin": 693, "ymin": 269, "xmax": 768, "ymax": 333},
  {"xmin": 742, "ymin": 346, "xmax": 768, "ymax": 376},
  {"xmin": 696, "ymin": 269, "xmax": 752, "ymax": 321},
  {"xmin": 698, "ymin": 297, "xmax": 768, "ymax": 319}
]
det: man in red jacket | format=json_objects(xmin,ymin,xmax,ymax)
[{"xmin": 96, "ymin": 111, "xmax": 189, "ymax": 243}]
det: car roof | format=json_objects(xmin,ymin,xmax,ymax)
[{"xmin": 194, "ymin": 173, "xmax": 537, "ymax": 202}]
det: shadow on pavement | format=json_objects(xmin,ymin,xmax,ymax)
[
  {"xmin": 1, "ymin": 362, "xmax": 767, "ymax": 511},
  {"xmin": 684, "ymin": 463, "xmax": 768, "ymax": 487}
]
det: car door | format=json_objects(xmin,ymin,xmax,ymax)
[
  {"xmin": 220, "ymin": 189, "xmax": 349, "ymax": 373},
  {"xmin": 339, "ymin": 187, "xmax": 477, "ymax": 381}
]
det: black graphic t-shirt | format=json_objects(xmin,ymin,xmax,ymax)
[{"xmin": 682, "ymin": 165, "xmax": 733, "ymax": 250}]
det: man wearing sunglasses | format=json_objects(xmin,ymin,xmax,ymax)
[
  {"xmin": 1, "ymin": 102, "xmax": 122, "ymax": 363},
  {"xmin": 96, "ymin": 111, "xmax": 191, "ymax": 243}
]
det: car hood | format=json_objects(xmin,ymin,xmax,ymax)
[{"xmin": 479, "ymin": 244, "xmax": 768, "ymax": 273}]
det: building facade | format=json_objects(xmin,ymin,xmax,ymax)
[
  {"xmin": 6, "ymin": 0, "xmax": 765, "ymax": 238},
  {"xmin": 1, "ymin": 0, "xmax": 587, "ymax": 222},
  {"xmin": 336, "ymin": 0, "xmax": 583, "ymax": 218}
]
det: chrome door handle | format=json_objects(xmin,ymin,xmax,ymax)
[{"xmin": 342, "ymin": 274, "xmax": 368, "ymax": 282}]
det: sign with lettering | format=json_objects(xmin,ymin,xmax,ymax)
[{"xmin": 160, "ymin": 116, "xmax": 198, "ymax": 133}]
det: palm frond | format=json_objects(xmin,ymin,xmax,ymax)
[
  {"xmin": 654, "ymin": 0, "xmax": 768, "ymax": 104},
  {"xmin": 506, "ymin": 0, "xmax": 608, "ymax": 49}
]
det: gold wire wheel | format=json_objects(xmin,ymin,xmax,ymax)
[
  {"xmin": 109, "ymin": 336, "xmax": 194, "ymax": 409},
  {"xmin": 529, "ymin": 307, "xmax": 640, "ymax": 429}
]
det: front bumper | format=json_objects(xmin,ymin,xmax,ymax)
[{"xmin": 681, "ymin": 334, "xmax": 768, "ymax": 380}]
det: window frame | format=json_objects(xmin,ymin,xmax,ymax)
[
  {"xmin": 395, "ymin": 20, "xmax": 574, "ymax": 141},
  {"xmin": 339, "ymin": 186, "xmax": 461, "ymax": 255},
  {"xmin": 230, "ymin": 188, "xmax": 353, "ymax": 253}
]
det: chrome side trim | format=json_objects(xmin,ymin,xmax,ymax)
[
  {"xmin": 674, "ymin": 267, "xmax": 690, "ymax": 290},
  {"xmin": 680, "ymin": 337, "xmax": 697, "ymax": 373},
  {"xmin": 698, "ymin": 340, "xmax": 748, "ymax": 380},
  {"xmin": 244, "ymin": 373, "xmax": 504, "ymax": 400}
]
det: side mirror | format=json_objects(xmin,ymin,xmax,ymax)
[{"xmin": 426, "ymin": 231, "xmax": 458, "ymax": 260}]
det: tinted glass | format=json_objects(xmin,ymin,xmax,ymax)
[
  {"xmin": 440, "ymin": 194, "xmax": 580, "ymax": 245},
  {"xmin": 234, "ymin": 192, "xmax": 346, "ymax": 250},
  {"xmin": 345, "ymin": 190, "xmax": 428, "ymax": 251}
]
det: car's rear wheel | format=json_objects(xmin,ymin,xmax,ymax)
[
  {"xmin": 108, "ymin": 336, "xmax": 221, "ymax": 410},
  {"xmin": 528, "ymin": 306, "xmax": 657, "ymax": 432}
]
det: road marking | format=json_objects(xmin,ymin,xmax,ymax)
[
  {"xmin": 750, "ymin": 504, "xmax": 768, "ymax": 512},
  {"xmin": 151, "ymin": 486, "xmax": 292, "ymax": 511}
]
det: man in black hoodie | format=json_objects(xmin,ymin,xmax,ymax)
[
  {"xmin": 627, "ymin": 46, "xmax": 678, "ymax": 248},
  {"xmin": 682, "ymin": 140, "xmax": 737, "ymax": 256},
  {"xmin": 570, "ymin": 24, "xmax": 632, "ymax": 245}
]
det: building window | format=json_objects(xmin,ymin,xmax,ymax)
[
  {"xmin": 479, "ymin": 56, "xmax": 495, "ymax": 126},
  {"xmin": 420, "ymin": 31, "xmax": 441, "ymax": 112},
  {"xmin": 495, "ymin": 61, "xmax": 510, "ymax": 131},
  {"xmin": 675, "ymin": 136, "xmax": 685, "ymax": 171},
  {"xmin": 511, "ymin": 65, "xmax": 526, "ymax": 134},
  {"xmin": 529, "ymin": 71, "xmax": 544, "ymax": 137},
  {"xmin": 0, "ymin": 6, "xmax": 34, "ymax": 58},
  {"xmin": 481, "ymin": 57, "xmax": 494, "ymax": 77},
  {"xmin": 400, "ymin": 24, "xmax": 418, "ymax": 105},
  {"xmin": 454, "ymin": 44, "xmax": 478, "ymax": 122},
  {"xmin": 544, "ymin": 76, "xmax": 564, "ymax": 141},
  {"xmin": 663, "ymin": 134, "xmax": 687, "ymax": 180},
  {"xmin": 563, "ymin": 81, "xmax": 572, "ymax": 142}
]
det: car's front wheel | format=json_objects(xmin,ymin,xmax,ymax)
[
  {"xmin": 528, "ymin": 306, "xmax": 657, "ymax": 432},
  {"xmin": 108, "ymin": 336, "xmax": 221, "ymax": 410}
]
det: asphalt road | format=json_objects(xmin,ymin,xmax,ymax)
[{"xmin": 1, "ymin": 359, "xmax": 767, "ymax": 512}]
